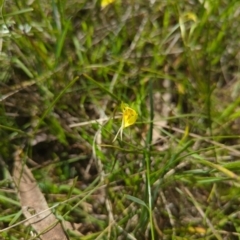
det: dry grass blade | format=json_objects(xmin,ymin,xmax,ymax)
[
  {"xmin": 184, "ymin": 187, "xmax": 222, "ymax": 240},
  {"xmin": 12, "ymin": 150, "xmax": 67, "ymax": 240}
]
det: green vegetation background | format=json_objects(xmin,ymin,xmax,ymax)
[{"xmin": 1, "ymin": 0, "xmax": 240, "ymax": 239}]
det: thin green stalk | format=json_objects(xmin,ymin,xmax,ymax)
[{"xmin": 145, "ymin": 79, "xmax": 154, "ymax": 239}]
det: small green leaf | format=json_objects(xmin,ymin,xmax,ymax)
[{"xmin": 125, "ymin": 194, "xmax": 148, "ymax": 209}]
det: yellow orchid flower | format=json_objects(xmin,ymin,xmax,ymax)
[
  {"xmin": 101, "ymin": 0, "xmax": 115, "ymax": 9},
  {"xmin": 113, "ymin": 102, "xmax": 138, "ymax": 142}
]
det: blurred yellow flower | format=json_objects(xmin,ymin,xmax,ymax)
[
  {"xmin": 121, "ymin": 102, "xmax": 138, "ymax": 128},
  {"xmin": 113, "ymin": 102, "xmax": 138, "ymax": 142},
  {"xmin": 101, "ymin": 0, "xmax": 115, "ymax": 9}
]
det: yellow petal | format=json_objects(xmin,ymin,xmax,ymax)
[
  {"xmin": 101, "ymin": 0, "xmax": 115, "ymax": 9},
  {"xmin": 122, "ymin": 106, "xmax": 138, "ymax": 128}
]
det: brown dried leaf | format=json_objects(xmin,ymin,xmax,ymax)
[{"xmin": 13, "ymin": 152, "xmax": 68, "ymax": 240}]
